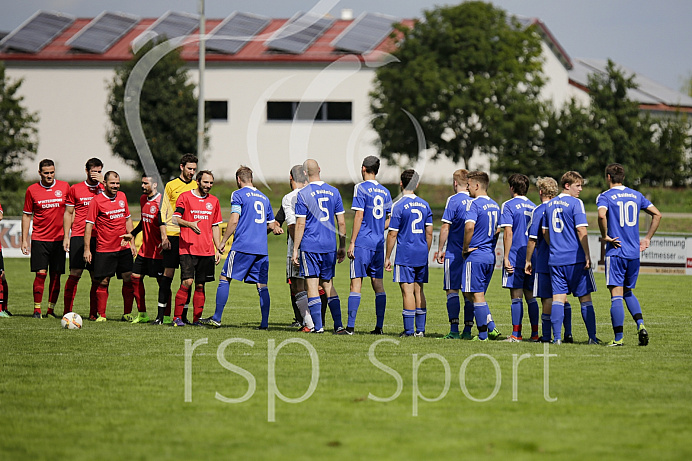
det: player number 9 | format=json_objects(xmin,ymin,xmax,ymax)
[{"xmin": 254, "ymin": 201, "xmax": 265, "ymax": 224}]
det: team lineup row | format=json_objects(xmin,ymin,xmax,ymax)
[{"xmin": 0, "ymin": 155, "xmax": 661, "ymax": 345}]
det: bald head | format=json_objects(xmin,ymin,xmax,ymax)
[{"xmin": 303, "ymin": 159, "xmax": 320, "ymax": 181}]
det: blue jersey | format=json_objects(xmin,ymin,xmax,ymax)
[
  {"xmin": 441, "ymin": 191, "xmax": 471, "ymax": 258},
  {"xmin": 500, "ymin": 196, "xmax": 536, "ymax": 267},
  {"xmin": 464, "ymin": 195, "xmax": 500, "ymax": 264},
  {"xmin": 295, "ymin": 181, "xmax": 345, "ymax": 254},
  {"xmin": 527, "ymin": 202, "xmax": 549, "ymax": 273},
  {"xmin": 229, "ymin": 186, "xmax": 275, "ymax": 256},
  {"xmin": 389, "ymin": 194, "xmax": 433, "ymax": 267},
  {"xmin": 352, "ymin": 180, "xmax": 392, "ymax": 250},
  {"xmin": 542, "ymin": 194, "xmax": 588, "ymax": 266},
  {"xmin": 597, "ymin": 186, "xmax": 653, "ymax": 260}
]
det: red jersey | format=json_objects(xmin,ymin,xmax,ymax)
[
  {"xmin": 23, "ymin": 180, "xmax": 70, "ymax": 242},
  {"xmin": 66, "ymin": 181, "xmax": 104, "ymax": 237},
  {"xmin": 138, "ymin": 193, "xmax": 163, "ymax": 259},
  {"xmin": 173, "ymin": 190, "xmax": 222, "ymax": 256},
  {"xmin": 86, "ymin": 191, "xmax": 131, "ymax": 253}
]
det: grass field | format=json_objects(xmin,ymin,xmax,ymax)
[{"xmin": 1, "ymin": 235, "xmax": 692, "ymax": 460}]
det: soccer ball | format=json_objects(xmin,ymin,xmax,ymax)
[{"xmin": 61, "ymin": 312, "xmax": 83, "ymax": 330}]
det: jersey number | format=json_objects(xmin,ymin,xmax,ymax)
[
  {"xmin": 617, "ymin": 201, "xmax": 638, "ymax": 227},
  {"xmin": 318, "ymin": 197, "xmax": 330, "ymax": 222},
  {"xmin": 373, "ymin": 195, "xmax": 384, "ymax": 219},
  {"xmin": 254, "ymin": 201, "xmax": 265, "ymax": 224},
  {"xmin": 411, "ymin": 209, "xmax": 423, "ymax": 234},
  {"xmin": 487, "ymin": 211, "xmax": 498, "ymax": 237},
  {"xmin": 551, "ymin": 208, "xmax": 564, "ymax": 233}
]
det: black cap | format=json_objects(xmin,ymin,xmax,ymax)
[{"xmin": 362, "ymin": 156, "xmax": 380, "ymax": 168}]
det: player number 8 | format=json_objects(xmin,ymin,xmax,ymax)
[{"xmin": 373, "ymin": 195, "xmax": 384, "ymax": 219}]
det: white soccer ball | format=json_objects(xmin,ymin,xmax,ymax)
[{"xmin": 61, "ymin": 312, "xmax": 83, "ymax": 330}]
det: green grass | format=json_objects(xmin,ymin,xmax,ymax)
[{"xmin": 1, "ymin": 236, "xmax": 692, "ymax": 460}]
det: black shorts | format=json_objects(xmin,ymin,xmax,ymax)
[
  {"xmin": 132, "ymin": 255, "xmax": 164, "ymax": 278},
  {"xmin": 0, "ymin": 252, "xmax": 4, "ymax": 272},
  {"xmin": 30, "ymin": 240, "xmax": 66, "ymax": 274},
  {"xmin": 92, "ymin": 249, "xmax": 134, "ymax": 280},
  {"xmin": 180, "ymin": 254, "xmax": 215, "ymax": 284},
  {"xmin": 69, "ymin": 236, "xmax": 96, "ymax": 271},
  {"xmin": 162, "ymin": 236, "xmax": 180, "ymax": 269}
]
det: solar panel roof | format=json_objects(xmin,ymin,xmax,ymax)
[
  {"xmin": 206, "ymin": 12, "xmax": 270, "ymax": 54},
  {"xmin": 331, "ymin": 12, "xmax": 397, "ymax": 54},
  {"xmin": 0, "ymin": 11, "xmax": 75, "ymax": 53},
  {"xmin": 266, "ymin": 12, "xmax": 334, "ymax": 54},
  {"xmin": 67, "ymin": 11, "xmax": 140, "ymax": 54},
  {"xmin": 131, "ymin": 11, "xmax": 199, "ymax": 50}
]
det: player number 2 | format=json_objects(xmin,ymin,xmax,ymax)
[
  {"xmin": 373, "ymin": 195, "xmax": 384, "ymax": 219},
  {"xmin": 318, "ymin": 197, "xmax": 330, "ymax": 222},
  {"xmin": 254, "ymin": 201, "xmax": 265, "ymax": 224},
  {"xmin": 411, "ymin": 209, "xmax": 423, "ymax": 234},
  {"xmin": 551, "ymin": 207, "xmax": 564, "ymax": 233},
  {"xmin": 617, "ymin": 201, "xmax": 637, "ymax": 227}
]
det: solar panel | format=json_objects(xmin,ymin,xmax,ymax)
[
  {"xmin": 67, "ymin": 11, "xmax": 140, "ymax": 54},
  {"xmin": 266, "ymin": 12, "xmax": 334, "ymax": 54},
  {"xmin": 331, "ymin": 12, "xmax": 398, "ymax": 54},
  {"xmin": 206, "ymin": 12, "xmax": 270, "ymax": 54},
  {"xmin": 131, "ymin": 11, "xmax": 199, "ymax": 50},
  {"xmin": 0, "ymin": 11, "xmax": 75, "ymax": 53}
]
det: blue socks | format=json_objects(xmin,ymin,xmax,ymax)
[
  {"xmin": 462, "ymin": 299, "xmax": 474, "ymax": 335},
  {"xmin": 511, "ymin": 298, "xmax": 523, "ymax": 336},
  {"xmin": 258, "ymin": 286, "xmax": 270, "ymax": 329},
  {"xmin": 447, "ymin": 292, "xmax": 460, "ymax": 333},
  {"xmin": 474, "ymin": 302, "xmax": 489, "ymax": 340},
  {"xmin": 564, "ymin": 302, "xmax": 573, "ymax": 336},
  {"xmin": 415, "ymin": 308, "xmax": 426, "ymax": 333},
  {"xmin": 309, "ymin": 297, "xmax": 322, "ymax": 331},
  {"xmin": 581, "ymin": 301, "xmax": 597, "ymax": 340},
  {"xmin": 541, "ymin": 313, "xmax": 551, "ymax": 341},
  {"xmin": 328, "ymin": 296, "xmax": 342, "ymax": 329},
  {"xmin": 402, "ymin": 309, "xmax": 415, "ymax": 335},
  {"xmin": 623, "ymin": 291, "xmax": 644, "ymax": 327},
  {"xmin": 551, "ymin": 301, "xmax": 565, "ymax": 341},
  {"xmin": 527, "ymin": 298, "xmax": 539, "ymax": 336},
  {"xmin": 610, "ymin": 296, "xmax": 625, "ymax": 341},
  {"xmin": 347, "ymin": 292, "xmax": 361, "ymax": 328},
  {"xmin": 212, "ymin": 278, "xmax": 230, "ymax": 322},
  {"xmin": 375, "ymin": 292, "xmax": 386, "ymax": 329}
]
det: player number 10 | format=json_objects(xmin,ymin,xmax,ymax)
[{"xmin": 617, "ymin": 201, "xmax": 637, "ymax": 227}]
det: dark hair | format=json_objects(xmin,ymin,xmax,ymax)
[
  {"xmin": 85, "ymin": 158, "xmax": 103, "ymax": 171},
  {"xmin": 236, "ymin": 166, "xmax": 253, "ymax": 183},
  {"xmin": 290, "ymin": 165, "xmax": 307, "ymax": 184},
  {"xmin": 362, "ymin": 156, "xmax": 381, "ymax": 175},
  {"xmin": 104, "ymin": 171, "xmax": 120, "ymax": 181},
  {"xmin": 180, "ymin": 153, "xmax": 198, "ymax": 167},
  {"xmin": 196, "ymin": 169, "xmax": 214, "ymax": 182},
  {"xmin": 401, "ymin": 169, "xmax": 419, "ymax": 191},
  {"xmin": 468, "ymin": 171, "xmax": 490, "ymax": 189},
  {"xmin": 39, "ymin": 159, "xmax": 55, "ymax": 170},
  {"xmin": 605, "ymin": 163, "xmax": 625, "ymax": 184},
  {"xmin": 560, "ymin": 171, "xmax": 583, "ymax": 189},
  {"xmin": 508, "ymin": 173, "xmax": 530, "ymax": 196}
]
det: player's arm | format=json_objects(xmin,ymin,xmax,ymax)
[
  {"xmin": 219, "ymin": 212, "xmax": 239, "ymax": 250},
  {"xmin": 131, "ymin": 219, "xmax": 143, "ymax": 237},
  {"xmin": 336, "ymin": 213, "xmax": 346, "ymax": 263},
  {"xmin": 63, "ymin": 206, "xmax": 75, "ymax": 251},
  {"xmin": 212, "ymin": 224, "xmax": 222, "ymax": 264},
  {"xmin": 174, "ymin": 209, "xmax": 201, "ymax": 234},
  {"xmin": 436, "ymin": 222, "xmax": 450, "ymax": 264},
  {"xmin": 525, "ymin": 238, "xmax": 537, "ymax": 275},
  {"xmin": 292, "ymin": 216, "xmax": 306, "ymax": 266},
  {"xmin": 576, "ymin": 225, "xmax": 591, "ymax": 269},
  {"xmin": 21, "ymin": 213, "xmax": 32, "ymax": 255},
  {"xmin": 640, "ymin": 204, "xmax": 662, "ymax": 251},
  {"xmin": 84, "ymin": 222, "xmax": 94, "ymax": 264},
  {"xmin": 463, "ymin": 221, "xmax": 476, "ymax": 257},
  {"xmin": 384, "ymin": 228, "xmax": 398, "ymax": 272},
  {"xmin": 502, "ymin": 225, "xmax": 514, "ymax": 273},
  {"xmin": 425, "ymin": 222, "xmax": 433, "ymax": 252},
  {"xmin": 347, "ymin": 209, "xmax": 364, "ymax": 259},
  {"xmin": 597, "ymin": 206, "xmax": 620, "ymax": 248}
]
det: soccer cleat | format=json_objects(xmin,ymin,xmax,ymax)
[
  {"xmin": 88, "ymin": 315, "xmax": 98, "ymax": 321},
  {"xmin": 95, "ymin": 316, "xmax": 107, "ymax": 322},
  {"xmin": 504, "ymin": 335, "xmax": 522, "ymax": 342},
  {"xmin": 3, "ymin": 310, "xmax": 11, "ymax": 316},
  {"xmin": 334, "ymin": 327, "xmax": 353, "ymax": 335},
  {"xmin": 181, "ymin": 317, "xmax": 192, "ymax": 325},
  {"xmin": 311, "ymin": 328, "xmax": 325, "ymax": 334},
  {"xmin": 470, "ymin": 336, "xmax": 487, "ymax": 342},
  {"xmin": 46, "ymin": 311, "xmax": 61, "ymax": 319},
  {"xmin": 552, "ymin": 339, "xmax": 562, "ymax": 345},
  {"xmin": 539, "ymin": 337, "xmax": 552, "ymax": 343},
  {"xmin": 199, "ymin": 317, "xmax": 221, "ymax": 328},
  {"xmin": 298, "ymin": 326, "xmax": 312, "ymax": 333},
  {"xmin": 440, "ymin": 332, "xmax": 461, "ymax": 340},
  {"xmin": 290, "ymin": 321, "xmax": 302, "ymax": 328},
  {"xmin": 563, "ymin": 334, "xmax": 574, "ymax": 343},
  {"xmin": 121, "ymin": 314, "xmax": 134, "ymax": 322},
  {"xmin": 588, "ymin": 338, "xmax": 602, "ymax": 345},
  {"xmin": 162, "ymin": 316, "xmax": 172, "ymax": 325},
  {"xmin": 32, "ymin": 312, "xmax": 42, "ymax": 319},
  {"xmin": 399, "ymin": 331, "xmax": 414, "ymax": 337},
  {"xmin": 529, "ymin": 335, "xmax": 540, "ymax": 343},
  {"xmin": 254, "ymin": 326, "xmax": 268, "ymax": 331},
  {"xmin": 171, "ymin": 318, "xmax": 185, "ymax": 327},
  {"xmin": 638, "ymin": 325, "xmax": 649, "ymax": 346},
  {"xmin": 131, "ymin": 313, "xmax": 150, "ymax": 324},
  {"xmin": 488, "ymin": 328, "xmax": 502, "ymax": 340},
  {"xmin": 370, "ymin": 327, "xmax": 383, "ymax": 335},
  {"xmin": 152, "ymin": 318, "xmax": 164, "ymax": 326},
  {"xmin": 414, "ymin": 331, "xmax": 425, "ymax": 337},
  {"xmin": 460, "ymin": 332, "xmax": 474, "ymax": 340},
  {"xmin": 606, "ymin": 339, "xmax": 624, "ymax": 347},
  {"xmin": 0, "ymin": 311, "xmax": 10, "ymax": 318}
]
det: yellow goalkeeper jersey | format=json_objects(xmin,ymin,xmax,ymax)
[{"xmin": 161, "ymin": 177, "xmax": 198, "ymax": 237}]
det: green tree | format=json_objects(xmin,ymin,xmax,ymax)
[
  {"xmin": 106, "ymin": 40, "xmax": 206, "ymax": 181},
  {"xmin": 646, "ymin": 116, "xmax": 691, "ymax": 186},
  {"xmin": 0, "ymin": 61, "xmax": 38, "ymax": 189},
  {"xmin": 370, "ymin": 1, "xmax": 546, "ymax": 169}
]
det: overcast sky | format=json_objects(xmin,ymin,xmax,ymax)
[{"xmin": 1, "ymin": 0, "xmax": 690, "ymax": 92}]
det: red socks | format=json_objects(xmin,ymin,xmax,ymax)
[
  {"xmin": 63, "ymin": 275, "xmax": 80, "ymax": 315},
  {"xmin": 33, "ymin": 273, "xmax": 47, "ymax": 307},
  {"xmin": 193, "ymin": 285, "xmax": 205, "ymax": 322},
  {"xmin": 122, "ymin": 280, "xmax": 134, "ymax": 315},
  {"xmin": 1, "ymin": 279, "xmax": 7, "ymax": 311},
  {"xmin": 132, "ymin": 276, "xmax": 146, "ymax": 313},
  {"xmin": 48, "ymin": 273, "xmax": 61, "ymax": 305},
  {"xmin": 96, "ymin": 283, "xmax": 109, "ymax": 318},
  {"xmin": 174, "ymin": 285, "xmax": 190, "ymax": 320},
  {"xmin": 89, "ymin": 281, "xmax": 98, "ymax": 319}
]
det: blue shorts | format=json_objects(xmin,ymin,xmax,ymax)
[
  {"xmin": 393, "ymin": 265, "xmax": 428, "ymax": 284},
  {"xmin": 443, "ymin": 253, "xmax": 463, "ymax": 290},
  {"xmin": 605, "ymin": 256, "xmax": 639, "ymax": 289},
  {"xmin": 502, "ymin": 264, "xmax": 534, "ymax": 291},
  {"xmin": 550, "ymin": 263, "xmax": 596, "ymax": 297},
  {"xmin": 222, "ymin": 250, "xmax": 269, "ymax": 284},
  {"xmin": 350, "ymin": 245, "xmax": 384, "ymax": 279},
  {"xmin": 532, "ymin": 271, "xmax": 554, "ymax": 299},
  {"xmin": 462, "ymin": 261, "xmax": 494, "ymax": 293},
  {"xmin": 300, "ymin": 251, "xmax": 336, "ymax": 280}
]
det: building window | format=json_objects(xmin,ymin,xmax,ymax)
[
  {"xmin": 267, "ymin": 101, "xmax": 352, "ymax": 122},
  {"xmin": 206, "ymin": 100, "xmax": 228, "ymax": 121}
]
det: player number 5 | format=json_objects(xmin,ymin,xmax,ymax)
[{"xmin": 318, "ymin": 197, "xmax": 330, "ymax": 222}]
